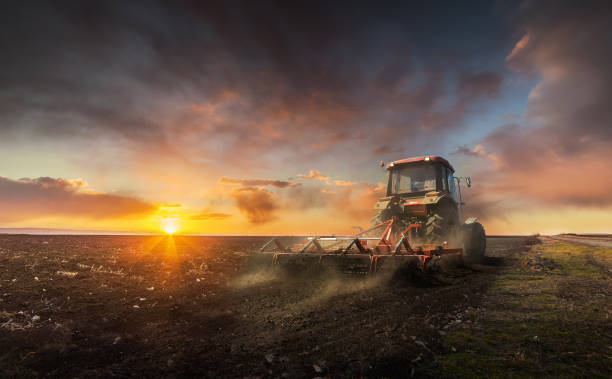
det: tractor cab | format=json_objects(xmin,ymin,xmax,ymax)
[
  {"xmin": 372, "ymin": 155, "xmax": 470, "ymax": 244},
  {"xmin": 386, "ymin": 156, "xmax": 457, "ymax": 201}
]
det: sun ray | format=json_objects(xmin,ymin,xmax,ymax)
[{"xmin": 163, "ymin": 234, "xmax": 178, "ymax": 260}]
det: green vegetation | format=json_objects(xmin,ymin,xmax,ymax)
[{"xmin": 433, "ymin": 239, "xmax": 611, "ymax": 378}]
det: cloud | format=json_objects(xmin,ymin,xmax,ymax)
[
  {"xmin": 218, "ymin": 176, "xmax": 299, "ymax": 188},
  {"xmin": 284, "ymin": 185, "xmax": 333, "ymax": 209},
  {"xmin": 297, "ymin": 170, "xmax": 329, "ymax": 180},
  {"xmin": 0, "ymin": 1, "xmax": 507, "ymax": 170},
  {"xmin": 10, "ymin": 2, "xmax": 602, "ymax": 234},
  {"xmin": 286, "ymin": 181, "xmax": 385, "ymax": 219},
  {"xmin": 419, "ymin": 69, "xmax": 503, "ymax": 130},
  {"xmin": 457, "ymin": 70, "xmax": 503, "ymax": 101},
  {"xmin": 0, "ymin": 176, "xmax": 156, "ymax": 222},
  {"xmin": 505, "ymin": 2, "xmax": 612, "ymax": 151},
  {"xmin": 459, "ymin": 183, "xmax": 509, "ymax": 225},
  {"xmin": 505, "ymin": 33, "xmax": 530, "ymax": 64},
  {"xmin": 452, "ymin": 145, "xmax": 482, "ymax": 157},
  {"xmin": 327, "ymin": 182, "xmax": 387, "ymax": 220},
  {"xmin": 466, "ymin": 1, "xmax": 612, "ymax": 213},
  {"xmin": 189, "ymin": 209, "xmax": 231, "ymax": 221},
  {"xmin": 333, "ymin": 180, "xmax": 357, "ymax": 187},
  {"xmin": 224, "ymin": 175, "xmax": 386, "ymax": 226},
  {"xmin": 158, "ymin": 203, "xmax": 184, "ymax": 208},
  {"xmin": 230, "ymin": 187, "xmax": 278, "ymax": 224},
  {"xmin": 451, "ymin": 144, "xmax": 501, "ymax": 168}
]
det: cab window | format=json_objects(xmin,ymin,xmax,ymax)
[
  {"xmin": 448, "ymin": 170, "xmax": 457, "ymax": 201},
  {"xmin": 441, "ymin": 167, "xmax": 449, "ymax": 192},
  {"xmin": 390, "ymin": 165, "xmax": 437, "ymax": 194}
]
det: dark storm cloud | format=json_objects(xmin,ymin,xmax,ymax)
[
  {"xmin": 0, "ymin": 2, "xmax": 168, "ymax": 142},
  {"xmin": 0, "ymin": 0, "xmax": 507, "ymax": 162},
  {"xmin": 0, "ymin": 176, "xmax": 156, "ymax": 222}
]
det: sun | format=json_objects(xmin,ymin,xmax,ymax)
[
  {"xmin": 162, "ymin": 218, "xmax": 180, "ymax": 234},
  {"xmin": 164, "ymin": 224, "xmax": 178, "ymax": 234}
]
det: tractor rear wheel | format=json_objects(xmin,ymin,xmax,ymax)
[
  {"xmin": 462, "ymin": 222, "xmax": 486, "ymax": 264},
  {"xmin": 425, "ymin": 214, "xmax": 444, "ymax": 242},
  {"xmin": 425, "ymin": 206, "xmax": 458, "ymax": 244}
]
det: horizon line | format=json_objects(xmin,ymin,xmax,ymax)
[{"xmin": 1, "ymin": 227, "xmax": 601, "ymax": 237}]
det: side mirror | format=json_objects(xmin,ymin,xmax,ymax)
[{"xmin": 466, "ymin": 177, "xmax": 471, "ymax": 188}]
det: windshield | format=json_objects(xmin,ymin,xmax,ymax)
[{"xmin": 390, "ymin": 165, "xmax": 437, "ymax": 194}]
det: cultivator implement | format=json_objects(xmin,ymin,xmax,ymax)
[{"xmin": 253, "ymin": 219, "xmax": 463, "ymax": 278}]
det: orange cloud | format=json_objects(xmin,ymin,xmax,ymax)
[
  {"xmin": 297, "ymin": 170, "xmax": 329, "ymax": 180},
  {"xmin": 328, "ymin": 182, "xmax": 386, "ymax": 221},
  {"xmin": 0, "ymin": 176, "xmax": 156, "ymax": 222},
  {"xmin": 158, "ymin": 203, "xmax": 184, "ymax": 208},
  {"xmin": 189, "ymin": 209, "xmax": 232, "ymax": 221},
  {"xmin": 333, "ymin": 180, "xmax": 356, "ymax": 186},
  {"xmin": 506, "ymin": 33, "xmax": 530, "ymax": 64}
]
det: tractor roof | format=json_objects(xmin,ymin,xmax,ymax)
[{"xmin": 387, "ymin": 155, "xmax": 454, "ymax": 172}]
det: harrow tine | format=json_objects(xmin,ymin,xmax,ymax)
[
  {"xmin": 260, "ymin": 239, "xmax": 275, "ymax": 252},
  {"xmin": 345, "ymin": 238, "xmax": 368, "ymax": 254},
  {"xmin": 261, "ymin": 238, "xmax": 291, "ymax": 253},
  {"xmin": 353, "ymin": 219, "xmax": 393, "ymax": 238},
  {"xmin": 311, "ymin": 239, "xmax": 325, "ymax": 253},
  {"xmin": 299, "ymin": 238, "xmax": 325, "ymax": 254},
  {"xmin": 393, "ymin": 236, "xmax": 416, "ymax": 254},
  {"xmin": 299, "ymin": 239, "xmax": 315, "ymax": 253}
]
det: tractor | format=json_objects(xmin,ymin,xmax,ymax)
[
  {"xmin": 252, "ymin": 155, "xmax": 486, "ymax": 277},
  {"xmin": 372, "ymin": 155, "xmax": 486, "ymax": 263}
]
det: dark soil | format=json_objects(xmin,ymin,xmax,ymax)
[{"xmin": 0, "ymin": 235, "xmax": 555, "ymax": 377}]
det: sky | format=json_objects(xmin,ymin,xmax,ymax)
[{"xmin": 1, "ymin": 0, "xmax": 611, "ymax": 235}]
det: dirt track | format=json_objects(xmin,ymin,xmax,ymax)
[
  {"xmin": 0, "ymin": 235, "xmax": 608, "ymax": 377},
  {"xmin": 551, "ymin": 235, "xmax": 612, "ymax": 248}
]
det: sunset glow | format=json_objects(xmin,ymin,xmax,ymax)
[{"xmin": 0, "ymin": 2, "xmax": 610, "ymax": 236}]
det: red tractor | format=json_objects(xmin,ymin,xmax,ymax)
[
  {"xmin": 254, "ymin": 155, "xmax": 486, "ymax": 277},
  {"xmin": 372, "ymin": 155, "xmax": 486, "ymax": 263}
]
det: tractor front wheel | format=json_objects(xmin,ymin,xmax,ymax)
[{"xmin": 462, "ymin": 222, "xmax": 486, "ymax": 264}]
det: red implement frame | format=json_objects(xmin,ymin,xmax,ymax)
[{"xmin": 260, "ymin": 219, "xmax": 463, "ymax": 277}]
